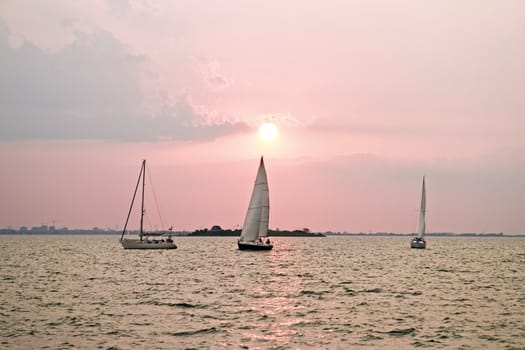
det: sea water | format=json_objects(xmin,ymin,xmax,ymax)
[{"xmin": 1, "ymin": 235, "xmax": 524, "ymax": 349}]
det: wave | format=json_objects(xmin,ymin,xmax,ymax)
[
  {"xmin": 385, "ymin": 328, "xmax": 416, "ymax": 336},
  {"xmin": 137, "ymin": 300, "xmax": 205, "ymax": 308},
  {"xmin": 168, "ymin": 327, "xmax": 219, "ymax": 337},
  {"xmin": 299, "ymin": 290, "xmax": 329, "ymax": 296}
]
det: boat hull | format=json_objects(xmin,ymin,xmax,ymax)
[
  {"xmin": 410, "ymin": 238, "xmax": 426, "ymax": 249},
  {"xmin": 238, "ymin": 241, "xmax": 273, "ymax": 251},
  {"xmin": 120, "ymin": 238, "xmax": 177, "ymax": 250}
]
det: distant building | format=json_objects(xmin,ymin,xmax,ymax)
[
  {"xmin": 0, "ymin": 228, "xmax": 16, "ymax": 234},
  {"xmin": 30, "ymin": 225, "xmax": 49, "ymax": 233}
]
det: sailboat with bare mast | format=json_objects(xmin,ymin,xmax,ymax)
[{"xmin": 120, "ymin": 160, "xmax": 177, "ymax": 250}]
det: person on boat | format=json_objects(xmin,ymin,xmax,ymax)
[
  {"xmin": 258, "ymin": 238, "xmax": 263, "ymax": 243},
  {"xmin": 266, "ymin": 238, "xmax": 270, "ymax": 245}
]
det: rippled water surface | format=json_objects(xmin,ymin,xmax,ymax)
[{"xmin": 1, "ymin": 235, "xmax": 524, "ymax": 349}]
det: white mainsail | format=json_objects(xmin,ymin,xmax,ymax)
[
  {"xmin": 239, "ymin": 157, "xmax": 269, "ymax": 242},
  {"xmin": 417, "ymin": 176, "xmax": 426, "ymax": 239}
]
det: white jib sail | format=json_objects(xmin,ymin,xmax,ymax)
[
  {"xmin": 418, "ymin": 176, "xmax": 426, "ymax": 239},
  {"xmin": 240, "ymin": 157, "xmax": 269, "ymax": 242}
]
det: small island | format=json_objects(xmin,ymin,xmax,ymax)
[{"xmin": 188, "ymin": 225, "xmax": 326, "ymax": 237}]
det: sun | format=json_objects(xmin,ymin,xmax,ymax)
[{"xmin": 258, "ymin": 123, "xmax": 278, "ymax": 141}]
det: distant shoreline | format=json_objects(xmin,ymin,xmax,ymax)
[{"xmin": 0, "ymin": 228, "xmax": 523, "ymax": 237}]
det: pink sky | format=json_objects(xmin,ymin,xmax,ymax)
[{"xmin": 0, "ymin": 1, "xmax": 524, "ymax": 233}]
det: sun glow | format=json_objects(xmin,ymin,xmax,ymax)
[{"xmin": 258, "ymin": 123, "xmax": 278, "ymax": 141}]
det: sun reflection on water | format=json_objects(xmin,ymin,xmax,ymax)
[{"xmin": 238, "ymin": 238, "xmax": 314, "ymax": 346}]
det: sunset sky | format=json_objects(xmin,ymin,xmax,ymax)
[{"xmin": 1, "ymin": 1, "xmax": 524, "ymax": 234}]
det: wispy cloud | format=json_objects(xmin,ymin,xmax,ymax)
[
  {"xmin": 106, "ymin": 0, "xmax": 132, "ymax": 17},
  {"xmin": 194, "ymin": 58, "xmax": 233, "ymax": 91}
]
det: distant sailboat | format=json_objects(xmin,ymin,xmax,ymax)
[
  {"xmin": 120, "ymin": 160, "xmax": 177, "ymax": 250},
  {"xmin": 411, "ymin": 176, "xmax": 426, "ymax": 249},
  {"xmin": 238, "ymin": 157, "xmax": 273, "ymax": 250}
]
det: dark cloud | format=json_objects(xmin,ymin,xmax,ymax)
[
  {"xmin": 0, "ymin": 20, "xmax": 248, "ymax": 142},
  {"xmin": 207, "ymin": 75, "xmax": 230, "ymax": 89}
]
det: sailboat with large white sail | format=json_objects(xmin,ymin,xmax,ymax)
[
  {"xmin": 120, "ymin": 160, "xmax": 177, "ymax": 250},
  {"xmin": 411, "ymin": 176, "xmax": 427, "ymax": 249},
  {"xmin": 238, "ymin": 157, "xmax": 273, "ymax": 250}
]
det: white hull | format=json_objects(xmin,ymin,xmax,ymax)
[
  {"xmin": 410, "ymin": 238, "xmax": 426, "ymax": 249},
  {"xmin": 120, "ymin": 238, "xmax": 177, "ymax": 250}
]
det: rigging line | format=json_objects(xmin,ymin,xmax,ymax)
[
  {"xmin": 147, "ymin": 167, "xmax": 167, "ymax": 230},
  {"xmin": 144, "ymin": 210, "xmax": 152, "ymax": 232}
]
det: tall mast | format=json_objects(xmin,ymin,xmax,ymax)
[
  {"xmin": 140, "ymin": 159, "xmax": 146, "ymax": 237},
  {"xmin": 120, "ymin": 160, "xmax": 145, "ymax": 240}
]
